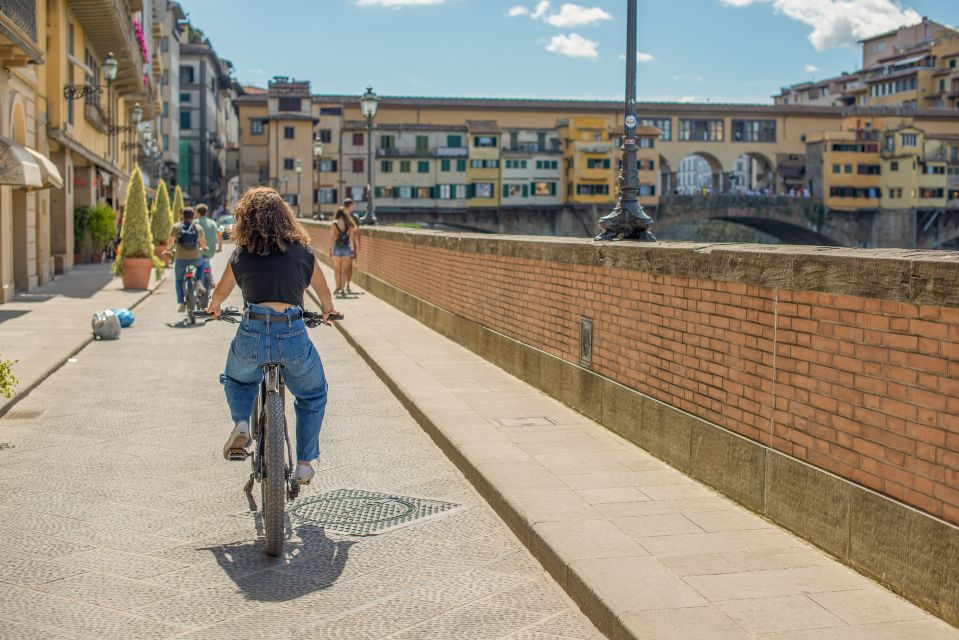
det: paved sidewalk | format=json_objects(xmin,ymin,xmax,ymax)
[
  {"xmin": 0, "ymin": 248, "xmax": 600, "ymax": 639},
  {"xmin": 317, "ymin": 266, "xmax": 959, "ymax": 640},
  {"xmin": 0, "ymin": 263, "xmax": 162, "ymax": 416}
]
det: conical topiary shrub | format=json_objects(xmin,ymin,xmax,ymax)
[
  {"xmin": 112, "ymin": 165, "xmax": 162, "ymax": 288},
  {"xmin": 152, "ymin": 180, "xmax": 174, "ymax": 266},
  {"xmin": 172, "ymin": 184, "xmax": 185, "ymax": 222}
]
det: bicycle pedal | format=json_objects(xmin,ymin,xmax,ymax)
[{"xmin": 227, "ymin": 449, "xmax": 250, "ymax": 461}]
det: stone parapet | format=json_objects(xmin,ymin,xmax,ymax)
[{"xmin": 307, "ymin": 222, "xmax": 959, "ymax": 624}]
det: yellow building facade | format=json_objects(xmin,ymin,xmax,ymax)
[{"xmin": 1, "ymin": 0, "xmax": 162, "ymax": 302}]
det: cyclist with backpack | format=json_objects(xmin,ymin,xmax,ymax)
[{"xmin": 165, "ymin": 206, "xmax": 208, "ymax": 313}]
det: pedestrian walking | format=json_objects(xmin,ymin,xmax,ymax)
[
  {"xmin": 342, "ymin": 198, "xmax": 361, "ymax": 295},
  {"xmin": 329, "ymin": 206, "xmax": 357, "ymax": 297}
]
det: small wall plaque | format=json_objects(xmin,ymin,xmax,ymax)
[{"xmin": 579, "ymin": 316, "xmax": 593, "ymax": 370}]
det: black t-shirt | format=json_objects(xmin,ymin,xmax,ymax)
[{"xmin": 231, "ymin": 244, "xmax": 315, "ymax": 308}]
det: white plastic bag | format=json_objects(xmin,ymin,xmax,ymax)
[{"xmin": 91, "ymin": 310, "xmax": 121, "ymax": 340}]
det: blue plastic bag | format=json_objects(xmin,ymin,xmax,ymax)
[{"xmin": 111, "ymin": 308, "xmax": 135, "ymax": 328}]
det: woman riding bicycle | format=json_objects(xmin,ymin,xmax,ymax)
[
  {"xmin": 329, "ymin": 206, "xmax": 356, "ymax": 297},
  {"xmin": 206, "ymin": 187, "xmax": 337, "ymax": 485}
]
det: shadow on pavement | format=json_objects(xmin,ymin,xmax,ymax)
[
  {"xmin": 24, "ymin": 264, "xmax": 114, "ymax": 299},
  {"xmin": 205, "ymin": 523, "xmax": 355, "ymax": 602}
]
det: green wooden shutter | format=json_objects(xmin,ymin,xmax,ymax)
[
  {"xmin": 522, "ymin": 184, "xmax": 529, "ymax": 198},
  {"xmin": 550, "ymin": 182, "xmax": 556, "ymax": 196},
  {"xmin": 457, "ymin": 159, "xmax": 466, "ymax": 171},
  {"xmin": 441, "ymin": 159, "xmax": 450, "ymax": 172}
]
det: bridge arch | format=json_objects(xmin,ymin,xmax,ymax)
[{"xmin": 730, "ymin": 151, "xmax": 775, "ymax": 194}]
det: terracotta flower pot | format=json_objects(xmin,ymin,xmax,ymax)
[
  {"xmin": 91, "ymin": 252, "xmax": 103, "ymax": 264},
  {"xmin": 154, "ymin": 243, "xmax": 171, "ymax": 266},
  {"xmin": 122, "ymin": 257, "xmax": 153, "ymax": 290}
]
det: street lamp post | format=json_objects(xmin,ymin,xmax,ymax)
[
  {"xmin": 313, "ymin": 138, "xmax": 324, "ymax": 219},
  {"xmin": 103, "ymin": 52, "xmax": 118, "ymax": 164},
  {"xmin": 294, "ymin": 158, "xmax": 303, "ymax": 216},
  {"xmin": 359, "ymin": 86, "xmax": 380, "ymax": 225},
  {"xmin": 595, "ymin": 0, "xmax": 655, "ymax": 241},
  {"xmin": 283, "ymin": 175, "xmax": 289, "ymax": 204}
]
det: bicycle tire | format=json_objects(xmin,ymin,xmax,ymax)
[
  {"xmin": 262, "ymin": 390, "xmax": 286, "ymax": 557},
  {"xmin": 186, "ymin": 283, "xmax": 196, "ymax": 325}
]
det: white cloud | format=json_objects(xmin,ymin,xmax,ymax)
[
  {"xmin": 545, "ymin": 33, "xmax": 599, "ymax": 59},
  {"xmin": 507, "ymin": 5, "xmax": 528, "ymax": 16},
  {"xmin": 355, "ymin": 0, "xmax": 445, "ymax": 6},
  {"xmin": 804, "ymin": 63, "xmax": 820, "ymax": 72},
  {"xmin": 544, "ymin": 3, "xmax": 611, "ymax": 27},
  {"xmin": 617, "ymin": 52, "xmax": 656, "ymax": 62},
  {"xmin": 674, "ymin": 74, "xmax": 704, "ymax": 83},
  {"xmin": 718, "ymin": 0, "xmax": 921, "ymax": 50},
  {"xmin": 678, "ymin": 96, "xmax": 697, "ymax": 103},
  {"xmin": 531, "ymin": 0, "xmax": 551, "ymax": 19}
]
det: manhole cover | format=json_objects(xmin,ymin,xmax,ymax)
[
  {"xmin": 494, "ymin": 417, "xmax": 556, "ymax": 428},
  {"xmin": 290, "ymin": 489, "xmax": 460, "ymax": 536},
  {"xmin": 2, "ymin": 410, "xmax": 45, "ymax": 420}
]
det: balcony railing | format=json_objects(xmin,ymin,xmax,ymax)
[
  {"xmin": 377, "ymin": 147, "xmax": 468, "ymax": 158},
  {"xmin": 0, "ymin": 0, "xmax": 37, "ymax": 41}
]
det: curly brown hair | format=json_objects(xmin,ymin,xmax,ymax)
[{"xmin": 232, "ymin": 187, "xmax": 311, "ymax": 255}]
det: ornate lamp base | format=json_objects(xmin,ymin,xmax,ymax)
[{"xmin": 595, "ymin": 200, "xmax": 657, "ymax": 242}]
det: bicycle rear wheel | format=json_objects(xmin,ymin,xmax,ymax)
[
  {"xmin": 262, "ymin": 390, "xmax": 286, "ymax": 556},
  {"xmin": 186, "ymin": 282, "xmax": 196, "ymax": 325}
]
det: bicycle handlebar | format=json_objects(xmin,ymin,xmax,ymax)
[{"xmin": 197, "ymin": 307, "xmax": 343, "ymax": 327}]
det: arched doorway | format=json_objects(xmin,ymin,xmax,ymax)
[
  {"xmin": 10, "ymin": 99, "xmax": 31, "ymax": 291},
  {"xmin": 675, "ymin": 152, "xmax": 725, "ymax": 195},
  {"xmin": 729, "ymin": 152, "xmax": 775, "ymax": 194}
]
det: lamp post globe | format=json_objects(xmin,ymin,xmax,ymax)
[
  {"xmin": 313, "ymin": 139, "xmax": 324, "ymax": 159},
  {"xmin": 359, "ymin": 86, "xmax": 379, "ymax": 119},
  {"xmin": 103, "ymin": 52, "xmax": 118, "ymax": 82}
]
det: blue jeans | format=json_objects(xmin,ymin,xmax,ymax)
[
  {"xmin": 220, "ymin": 304, "xmax": 328, "ymax": 462},
  {"xmin": 174, "ymin": 258, "xmax": 202, "ymax": 304}
]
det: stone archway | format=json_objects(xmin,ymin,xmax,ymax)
[
  {"xmin": 730, "ymin": 151, "xmax": 776, "ymax": 194},
  {"xmin": 675, "ymin": 151, "xmax": 725, "ymax": 194}
]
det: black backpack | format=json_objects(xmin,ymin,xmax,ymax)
[{"xmin": 177, "ymin": 222, "xmax": 199, "ymax": 249}]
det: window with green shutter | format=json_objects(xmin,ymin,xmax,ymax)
[
  {"xmin": 416, "ymin": 135, "xmax": 428, "ymax": 152},
  {"xmin": 381, "ymin": 160, "xmax": 392, "ymax": 173},
  {"xmin": 537, "ymin": 132, "xmax": 547, "ymax": 149},
  {"xmin": 418, "ymin": 161, "xmax": 429, "ymax": 173},
  {"xmin": 447, "ymin": 135, "xmax": 461, "ymax": 148},
  {"xmin": 380, "ymin": 135, "xmax": 395, "ymax": 149},
  {"xmin": 441, "ymin": 159, "xmax": 451, "ymax": 171},
  {"xmin": 503, "ymin": 184, "xmax": 509, "ymax": 198},
  {"xmin": 456, "ymin": 159, "xmax": 466, "ymax": 172},
  {"xmin": 522, "ymin": 184, "xmax": 529, "ymax": 197},
  {"xmin": 400, "ymin": 160, "xmax": 411, "ymax": 173}
]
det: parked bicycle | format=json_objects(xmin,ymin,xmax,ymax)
[{"xmin": 201, "ymin": 306, "xmax": 343, "ymax": 556}]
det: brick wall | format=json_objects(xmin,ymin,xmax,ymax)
[{"xmin": 311, "ymin": 225, "xmax": 959, "ymax": 526}]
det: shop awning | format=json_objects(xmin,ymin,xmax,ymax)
[
  {"xmin": 24, "ymin": 147, "xmax": 64, "ymax": 189},
  {"xmin": 0, "ymin": 137, "xmax": 42, "ymax": 189}
]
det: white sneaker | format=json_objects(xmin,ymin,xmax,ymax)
[
  {"xmin": 223, "ymin": 421, "xmax": 251, "ymax": 460},
  {"xmin": 295, "ymin": 462, "xmax": 315, "ymax": 485}
]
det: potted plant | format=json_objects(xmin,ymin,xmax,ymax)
[
  {"xmin": 89, "ymin": 204, "xmax": 117, "ymax": 264},
  {"xmin": 73, "ymin": 206, "xmax": 91, "ymax": 264},
  {"xmin": 112, "ymin": 166, "xmax": 163, "ymax": 289},
  {"xmin": 152, "ymin": 180, "xmax": 174, "ymax": 266}
]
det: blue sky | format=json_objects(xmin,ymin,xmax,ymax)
[{"xmin": 182, "ymin": 0, "xmax": 957, "ymax": 103}]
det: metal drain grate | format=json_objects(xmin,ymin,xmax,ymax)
[
  {"xmin": 2, "ymin": 410, "xmax": 45, "ymax": 420},
  {"xmin": 290, "ymin": 489, "xmax": 461, "ymax": 536}
]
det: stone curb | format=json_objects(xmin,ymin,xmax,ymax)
[
  {"xmin": 0, "ymin": 275, "xmax": 166, "ymax": 418},
  {"xmin": 332, "ymin": 317, "xmax": 635, "ymax": 640}
]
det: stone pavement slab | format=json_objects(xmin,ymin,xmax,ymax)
[
  {"xmin": 0, "ymin": 247, "xmax": 599, "ymax": 639},
  {"xmin": 317, "ymin": 266, "xmax": 959, "ymax": 640},
  {"xmin": 0, "ymin": 263, "xmax": 163, "ymax": 416}
]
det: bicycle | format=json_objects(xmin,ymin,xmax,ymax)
[
  {"xmin": 201, "ymin": 307, "xmax": 342, "ymax": 556},
  {"xmin": 182, "ymin": 265, "xmax": 203, "ymax": 325}
]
